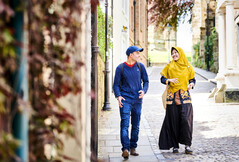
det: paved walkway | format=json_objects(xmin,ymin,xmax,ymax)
[
  {"xmin": 98, "ymin": 94, "xmax": 164, "ymax": 161},
  {"xmin": 98, "ymin": 66, "xmax": 239, "ymax": 162}
]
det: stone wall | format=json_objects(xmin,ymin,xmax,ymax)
[
  {"xmin": 98, "ymin": 55, "xmax": 105, "ymax": 113},
  {"xmin": 192, "ymin": 0, "xmax": 216, "ymax": 58},
  {"xmin": 212, "ymin": 34, "xmax": 219, "ymax": 73},
  {"xmin": 192, "ymin": 0, "xmax": 203, "ymax": 57},
  {"xmin": 129, "ymin": 0, "xmax": 148, "ymax": 66},
  {"xmin": 192, "ymin": 0, "xmax": 217, "ymax": 71},
  {"xmin": 58, "ymin": 1, "xmax": 91, "ymax": 161}
]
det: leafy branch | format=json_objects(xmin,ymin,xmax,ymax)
[{"xmin": 148, "ymin": 0, "xmax": 194, "ymax": 30}]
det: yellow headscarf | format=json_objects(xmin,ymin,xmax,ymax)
[{"xmin": 160, "ymin": 47, "xmax": 195, "ymax": 93}]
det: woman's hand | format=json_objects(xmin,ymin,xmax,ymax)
[
  {"xmin": 168, "ymin": 78, "xmax": 179, "ymax": 84},
  {"xmin": 187, "ymin": 83, "xmax": 194, "ymax": 90},
  {"xmin": 117, "ymin": 96, "xmax": 125, "ymax": 108}
]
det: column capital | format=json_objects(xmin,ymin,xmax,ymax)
[
  {"xmin": 216, "ymin": 8, "xmax": 225, "ymax": 15},
  {"xmin": 225, "ymin": 0, "xmax": 234, "ymax": 6}
]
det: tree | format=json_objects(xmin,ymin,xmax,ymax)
[{"xmin": 148, "ymin": 0, "xmax": 194, "ymax": 30}]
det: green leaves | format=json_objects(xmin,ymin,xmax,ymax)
[
  {"xmin": 97, "ymin": 6, "xmax": 113, "ymax": 61},
  {"xmin": 0, "ymin": 131, "xmax": 20, "ymax": 161},
  {"xmin": 1, "ymin": 0, "xmax": 87, "ymax": 161},
  {"xmin": 148, "ymin": 0, "xmax": 194, "ymax": 30}
]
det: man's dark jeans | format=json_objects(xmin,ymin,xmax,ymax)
[{"xmin": 119, "ymin": 100, "xmax": 142, "ymax": 151}]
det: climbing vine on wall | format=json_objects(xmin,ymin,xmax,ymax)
[
  {"xmin": 97, "ymin": 5, "xmax": 113, "ymax": 62},
  {"xmin": 0, "ymin": 0, "xmax": 99, "ymax": 161},
  {"xmin": 193, "ymin": 27, "xmax": 218, "ymax": 72},
  {"xmin": 0, "ymin": 1, "xmax": 21, "ymax": 161}
]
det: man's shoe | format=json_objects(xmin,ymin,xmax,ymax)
[
  {"xmin": 122, "ymin": 149, "xmax": 129, "ymax": 159},
  {"xmin": 173, "ymin": 148, "xmax": 179, "ymax": 153},
  {"xmin": 185, "ymin": 146, "xmax": 193, "ymax": 154},
  {"xmin": 130, "ymin": 148, "xmax": 139, "ymax": 156}
]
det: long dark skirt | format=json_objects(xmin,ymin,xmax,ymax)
[{"xmin": 158, "ymin": 103, "xmax": 193, "ymax": 150}]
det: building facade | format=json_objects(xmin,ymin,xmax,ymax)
[
  {"xmin": 111, "ymin": 0, "xmax": 148, "ymax": 93},
  {"xmin": 112, "ymin": 0, "xmax": 130, "ymax": 71},
  {"xmin": 192, "ymin": 0, "xmax": 216, "ymax": 61},
  {"xmin": 214, "ymin": 0, "xmax": 239, "ymax": 102},
  {"xmin": 129, "ymin": 0, "xmax": 148, "ymax": 66}
]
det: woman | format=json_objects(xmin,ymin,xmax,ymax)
[{"xmin": 158, "ymin": 47, "xmax": 196, "ymax": 154}]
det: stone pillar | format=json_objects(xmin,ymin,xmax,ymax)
[
  {"xmin": 223, "ymin": 1, "xmax": 239, "ymax": 102},
  {"xmin": 216, "ymin": 10, "xmax": 226, "ymax": 88},
  {"xmin": 214, "ymin": 10, "xmax": 226, "ymax": 103},
  {"xmin": 226, "ymin": 2, "xmax": 236, "ymax": 69}
]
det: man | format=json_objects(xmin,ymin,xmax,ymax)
[{"xmin": 113, "ymin": 46, "xmax": 149, "ymax": 159}]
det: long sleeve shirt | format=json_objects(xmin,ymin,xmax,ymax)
[
  {"xmin": 160, "ymin": 76, "xmax": 196, "ymax": 87},
  {"xmin": 113, "ymin": 62, "xmax": 149, "ymax": 103}
]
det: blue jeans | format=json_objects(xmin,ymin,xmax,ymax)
[{"xmin": 119, "ymin": 101, "xmax": 142, "ymax": 151}]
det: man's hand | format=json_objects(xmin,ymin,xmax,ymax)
[
  {"xmin": 138, "ymin": 90, "xmax": 145, "ymax": 99},
  {"xmin": 117, "ymin": 96, "xmax": 125, "ymax": 108},
  {"xmin": 187, "ymin": 83, "xmax": 194, "ymax": 90},
  {"xmin": 168, "ymin": 78, "xmax": 179, "ymax": 84}
]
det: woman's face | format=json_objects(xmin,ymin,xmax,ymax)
[{"xmin": 171, "ymin": 49, "xmax": 179, "ymax": 61}]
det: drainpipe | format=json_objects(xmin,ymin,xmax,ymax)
[
  {"xmin": 10, "ymin": 0, "xmax": 29, "ymax": 161},
  {"xmin": 133, "ymin": 0, "xmax": 136, "ymax": 45},
  {"xmin": 91, "ymin": 3, "xmax": 99, "ymax": 161}
]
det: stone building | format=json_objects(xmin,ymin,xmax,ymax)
[
  {"xmin": 129, "ymin": 0, "xmax": 148, "ymax": 66},
  {"xmin": 192, "ymin": 0, "xmax": 216, "ymax": 63},
  {"xmin": 214, "ymin": 0, "xmax": 239, "ymax": 102},
  {"xmin": 148, "ymin": 24, "xmax": 177, "ymax": 66},
  {"xmin": 112, "ymin": 0, "xmax": 148, "ymax": 70},
  {"xmin": 110, "ymin": 0, "xmax": 148, "ymax": 95}
]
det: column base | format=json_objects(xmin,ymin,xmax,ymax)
[
  {"xmin": 224, "ymin": 88, "xmax": 239, "ymax": 103},
  {"xmin": 224, "ymin": 69, "xmax": 239, "ymax": 88},
  {"xmin": 102, "ymin": 101, "xmax": 111, "ymax": 111},
  {"xmin": 215, "ymin": 72, "xmax": 225, "ymax": 89},
  {"xmin": 214, "ymin": 84, "xmax": 226, "ymax": 103}
]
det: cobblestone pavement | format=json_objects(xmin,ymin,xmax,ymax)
[{"xmin": 143, "ymin": 67, "xmax": 239, "ymax": 162}]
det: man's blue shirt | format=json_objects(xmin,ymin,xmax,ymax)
[{"xmin": 113, "ymin": 62, "xmax": 149, "ymax": 103}]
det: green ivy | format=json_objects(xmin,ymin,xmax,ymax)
[
  {"xmin": 204, "ymin": 27, "xmax": 217, "ymax": 71},
  {"xmin": 192, "ymin": 42, "xmax": 204, "ymax": 68},
  {"xmin": 193, "ymin": 27, "xmax": 218, "ymax": 72},
  {"xmin": 97, "ymin": 6, "xmax": 113, "ymax": 62}
]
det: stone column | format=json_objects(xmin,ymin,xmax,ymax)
[
  {"xmin": 226, "ymin": 2, "xmax": 236, "ymax": 69},
  {"xmin": 216, "ymin": 10, "xmax": 226, "ymax": 89},
  {"xmin": 223, "ymin": 1, "xmax": 239, "ymax": 102}
]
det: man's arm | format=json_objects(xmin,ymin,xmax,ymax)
[
  {"xmin": 112, "ymin": 65, "xmax": 121, "ymax": 98},
  {"xmin": 141, "ymin": 63, "xmax": 149, "ymax": 94}
]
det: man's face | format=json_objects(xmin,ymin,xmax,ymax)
[
  {"xmin": 130, "ymin": 51, "xmax": 140, "ymax": 61},
  {"xmin": 171, "ymin": 49, "xmax": 179, "ymax": 61}
]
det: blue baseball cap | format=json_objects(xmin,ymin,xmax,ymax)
[{"xmin": 126, "ymin": 46, "xmax": 144, "ymax": 56}]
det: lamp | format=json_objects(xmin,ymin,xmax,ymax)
[{"xmin": 206, "ymin": 0, "xmax": 210, "ymax": 71}]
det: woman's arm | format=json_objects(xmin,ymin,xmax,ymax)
[
  {"xmin": 189, "ymin": 77, "xmax": 196, "ymax": 85},
  {"xmin": 161, "ymin": 76, "xmax": 179, "ymax": 85},
  {"xmin": 160, "ymin": 76, "xmax": 168, "ymax": 85},
  {"xmin": 188, "ymin": 77, "xmax": 196, "ymax": 90}
]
